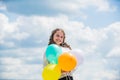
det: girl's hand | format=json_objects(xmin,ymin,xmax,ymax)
[{"xmin": 61, "ymin": 70, "xmax": 70, "ymax": 73}]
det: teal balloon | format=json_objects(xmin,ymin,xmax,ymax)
[{"xmin": 45, "ymin": 44, "xmax": 62, "ymax": 64}]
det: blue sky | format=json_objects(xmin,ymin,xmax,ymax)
[{"xmin": 0, "ymin": 0, "xmax": 120, "ymax": 80}]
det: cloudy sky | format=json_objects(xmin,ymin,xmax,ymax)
[{"xmin": 0, "ymin": 0, "xmax": 120, "ymax": 80}]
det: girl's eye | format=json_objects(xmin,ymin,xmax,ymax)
[
  {"xmin": 56, "ymin": 34, "xmax": 59, "ymax": 37},
  {"xmin": 61, "ymin": 36, "xmax": 63, "ymax": 38},
  {"xmin": 56, "ymin": 34, "xmax": 63, "ymax": 38}
]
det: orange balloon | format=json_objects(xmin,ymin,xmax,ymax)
[{"xmin": 58, "ymin": 52, "xmax": 77, "ymax": 71}]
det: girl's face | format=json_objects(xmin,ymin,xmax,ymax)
[{"xmin": 53, "ymin": 30, "xmax": 64, "ymax": 45}]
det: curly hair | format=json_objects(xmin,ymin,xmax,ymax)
[{"xmin": 48, "ymin": 28, "xmax": 71, "ymax": 50}]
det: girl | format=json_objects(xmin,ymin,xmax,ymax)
[{"xmin": 43, "ymin": 28, "xmax": 74, "ymax": 80}]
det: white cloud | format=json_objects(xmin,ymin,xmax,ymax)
[
  {"xmin": 92, "ymin": 0, "xmax": 116, "ymax": 12},
  {"xmin": 107, "ymin": 47, "xmax": 120, "ymax": 57},
  {"xmin": 103, "ymin": 22, "xmax": 120, "ymax": 57},
  {"xmin": 2, "ymin": 41, "xmax": 15, "ymax": 48},
  {"xmin": 93, "ymin": 70, "xmax": 118, "ymax": 80},
  {"xmin": 48, "ymin": 0, "xmax": 115, "ymax": 12},
  {"xmin": 0, "ymin": 14, "xmax": 16, "ymax": 36},
  {"xmin": 0, "ymin": 2, "xmax": 7, "ymax": 11},
  {"xmin": 0, "ymin": 47, "xmax": 45, "ymax": 79},
  {"xmin": 0, "ymin": 47, "xmax": 45, "ymax": 58},
  {"xmin": 108, "ymin": 22, "xmax": 120, "ymax": 43},
  {"xmin": 12, "ymin": 32, "xmax": 30, "ymax": 41},
  {"xmin": 0, "ymin": 64, "xmax": 42, "ymax": 79},
  {"xmin": 0, "ymin": 57, "xmax": 23, "ymax": 65},
  {"xmin": 0, "ymin": 14, "xmax": 30, "ymax": 47},
  {"xmin": 74, "ymin": 58, "xmax": 103, "ymax": 79},
  {"xmin": 73, "ymin": 57, "xmax": 119, "ymax": 80},
  {"xmin": 0, "ymin": 13, "xmax": 8, "ymax": 25}
]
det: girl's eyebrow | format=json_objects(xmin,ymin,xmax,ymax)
[{"xmin": 56, "ymin": 34, "xmax": 64, "ymax": 37}]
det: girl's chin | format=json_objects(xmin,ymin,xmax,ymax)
[{"xmin": 56, "ymin": 43, "xmax": 61, "ymax": 45}]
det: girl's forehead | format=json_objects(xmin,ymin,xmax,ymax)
[{"xmin": 55, "ymin": 30, "xmax": 64, "ymax": 35}]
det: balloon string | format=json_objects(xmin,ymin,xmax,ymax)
[
  {"xmin": 65, "ymin": 73, "xmax": 72, "ymax": 80},
  {"xmin": 66, "ymin": 76, "xmax": 68, "ymax": 80}
]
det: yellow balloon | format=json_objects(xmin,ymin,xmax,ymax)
[
  {"xmin": 42, "ymin": 64, "xmax": 61, "ymax": 80},
  {"xmin": 58, "ymin": 52, "xmax": 77, "ymax": 71}
]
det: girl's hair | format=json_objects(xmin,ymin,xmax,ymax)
[{"xmin": 48, "ymin": 28, "xmax": 72, "ymax": 50}]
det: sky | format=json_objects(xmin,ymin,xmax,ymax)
[{"xmin": 0, "ymin": 0, "xmax": 120, "ymax": 80}]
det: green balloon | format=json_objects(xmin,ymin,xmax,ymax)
[{"xmin": 45, "ymin": 44, "xmax": 62, "ymax": 64}]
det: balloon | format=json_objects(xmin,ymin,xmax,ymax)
[
  {"xmin": 58, "ymin": 52, "xmax": 77, "ymax": 71},
  {"xmin": 45, "ymin": 44, "xmax": 62, "ymax": 64},
  {"xmin": 70, "ymin": 49, "xmax": 84, "ymax": 67},
  {"xmin": 42, "ymin": 64, "xmax": 61, "ymax": 80}
]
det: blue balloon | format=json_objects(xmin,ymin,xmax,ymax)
[{"xmin": 45, "ymin": 44, "xmax": 62, "ymax": 64}]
